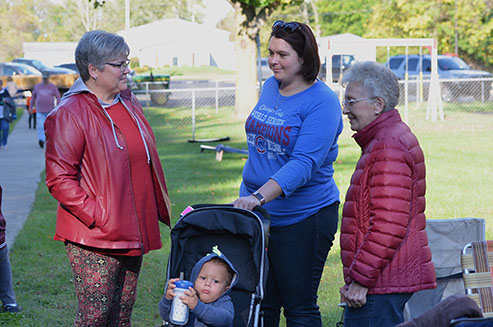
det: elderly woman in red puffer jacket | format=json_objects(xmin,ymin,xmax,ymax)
[{"xmin": 338, "ymin": 61, "xmax": 437, "ymax": 327}]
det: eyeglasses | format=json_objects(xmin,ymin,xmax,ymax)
[
  {"xmin": 105, "ymin": 59, "xmax": 130, "ymax": 72},
  {"xmin": 272, "ymin": 20, "xmax": 301, "ymax": 33},
  {"xmin": 342, "ymin": 97, "xmax": 377, "ymax": 110}
]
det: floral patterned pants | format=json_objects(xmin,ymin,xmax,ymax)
[{"xmin": 65, "ymin": 242, "xmax": 143, "ymax": 327}]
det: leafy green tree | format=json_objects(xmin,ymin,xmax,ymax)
[
  {"xmin": 317, "ymin": 0, "xmax": 376, "ymax": 37},
  {"xmin": 226, "ymin": 0, "xmax": 303, "ymax": 117},
  {"xmin": 456, "ymin": 0, "xmax": 492, "ymax": 67},
  {"xmin": 0, "ymin": 0, "xmax": 42, "ymax": 60},
  {"xmin": 365, "ymin": 0, "xmax": 492, "ymax": 67},
  {"xmin": 254, "ymin": 0, "xmax": 319, "ymax": 58}
]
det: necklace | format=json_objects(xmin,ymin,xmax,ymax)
[{"xmin": 274, "ymin": 91, "xmax": 281, "ymax": 110}]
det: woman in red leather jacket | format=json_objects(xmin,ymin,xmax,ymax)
[
  {"xmin": 338, "ymin": 61, "xmax": 436, "ymax": 327},
  {"xmin": 44, "ymin": 30, "xmax": 171, "ymax": 326}
]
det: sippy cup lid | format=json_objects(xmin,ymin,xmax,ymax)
[{"xmin": 175, "ymin": 280, "xmax": 194, "ymax": 289}]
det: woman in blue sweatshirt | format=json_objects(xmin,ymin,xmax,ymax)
[{"xmin": 233, "ymin": 21, "xmax": 343, "ymax": 326}]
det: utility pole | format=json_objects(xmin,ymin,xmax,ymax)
[
  {"xmin": 125, "ymin": 0, "xmax": 130, "ymax": 30},
  {"xmin": 454, "ymin": 0, "xmax": 458, "ymax": 55}
]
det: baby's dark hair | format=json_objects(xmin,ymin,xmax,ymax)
[{"xmin": 209, "ymin": 257, "xmax": 234, "ymax": 286}]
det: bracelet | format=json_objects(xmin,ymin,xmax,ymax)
[{"xmin": 252, "ymin": 191, "xmax": 265, "ymax": 205}]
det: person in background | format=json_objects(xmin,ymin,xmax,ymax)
[
  {"xmin": 29, "ymin": 72, "xmax": 60, "ymax": 148},
  {"xmin": 0, "ymin": 185, "xmax": 22, "ymax": 313},
  {"xmin": 44, "ymin": 30, "xmax": 171, "ymax": 326},
  {"xmin": 6, "ymin": 77, "xmax": 18, "ymax": 99},
  {"xmin": 233, "ymin": 20, "xmax": 343, "ymax": 326},
  {"xmin": 26, "ymin": 95, "xmax": 36, "ymax": 129},
  {"xmin": 339, "ymin": 61, "xmax": 436, "ymax": 327},
  {"xmin": 0, "ymin": 80, "xmax": 14, "ymax": 150}
]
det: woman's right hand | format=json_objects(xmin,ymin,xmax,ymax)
[{"xmin": 233, "ymin": 195, "xmax": 261, "ymax": 211}]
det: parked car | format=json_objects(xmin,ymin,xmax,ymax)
[
  {"xmin": 13, "ymin": 58, "xmax": 76, "ymax": 75},
  {"xmin": 56, "ymin": 63, "xmax": 79, "ymax": 74},
  {"xmin": 1, "ymin": 60, "xmax": 78, "ymax": 95},
  {"xmin": 319, "ymin": 54, "xmax": 357, "ymax": 82},
  {"xmin": 385, "ymin": 54, "xmax": 492, "ymax": 101},
  {"xmin": 0, "ymin": 62, "xmax": 42, "ymax": 94}
]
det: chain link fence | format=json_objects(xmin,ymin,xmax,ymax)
[
  {"xmin": 135, "ymin": 80, "xmax": 236, "ymax": 142},
  {"xmin": 135, "ymin": 77, "xmax": 492, "ymax": 140}
]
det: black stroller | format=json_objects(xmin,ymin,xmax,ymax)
[{"xmin": 163, "ymin": 204, "xmax": 270, "ymax": 327}]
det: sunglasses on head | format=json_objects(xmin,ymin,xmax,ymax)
[{"xmin": 272, "ymin": 20, "xmax": 301, "ymax": 33}]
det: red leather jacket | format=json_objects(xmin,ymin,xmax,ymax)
[
  {"xmin": 340, "ymin": 109, "xmax": 436, "ymax": 294},
  {"xmin": 45, "ymin": 85, "xmax": 171, "ymax": 252}
]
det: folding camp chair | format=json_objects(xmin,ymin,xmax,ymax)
[
  {"xmin": 461, "ymin": 241, "xmax": 493, "ymax": 317},
  {"xmin": 446, "ymin": 241, "xmax": 493, "ymax": 326},
  {"xmin": 404, "ymin": 218, "xmax": 486, "ymax": 320}
]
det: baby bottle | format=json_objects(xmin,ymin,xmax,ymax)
[{"xmin": 170, "ymin": 280, "xmax": 194, "ymax": 325}]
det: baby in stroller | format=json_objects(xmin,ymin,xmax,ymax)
[{"xmin": 159, "ymin": 246, "xmax": 239, "ymax": 326}]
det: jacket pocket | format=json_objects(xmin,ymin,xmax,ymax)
[{"xmin": 92, "ymin": 195, "xmax": 108, "ymax": 230}]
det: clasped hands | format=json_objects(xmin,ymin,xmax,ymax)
[{"xmin": 340, "ymin": 281, "xmax": 368, "ymax": 308}]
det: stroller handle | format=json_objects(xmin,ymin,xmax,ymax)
[
  {"xmin": 187, "ymin": 203, "xmax": 271, "ymax": 221},
  {"xmin": 251, "ymin": 205, "xmax": 271, "ymax": 221},
  {"xmin": 186, "ymin": 204, "xmax": 271, "ymax": 246}
]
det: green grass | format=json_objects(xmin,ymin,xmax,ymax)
[
  {"xmin": 7, "ymin": 107, "xmax": 24, "ymax": 135},
  {"xmin": 3, "ymin": 101, "xmax": 492, "ymax": 326}
]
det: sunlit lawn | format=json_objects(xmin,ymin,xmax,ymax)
[{"xmin": 3, "ymin": 100, "xmax": 492, "ymax": 326}]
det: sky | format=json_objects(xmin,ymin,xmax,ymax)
[
  {"xmin": 202, "ymin": 0, "xmax": 233, "ymax": 25},
  {"xmin": 49, "ymin": 0, "xmax": 233, "ymax": 27}
]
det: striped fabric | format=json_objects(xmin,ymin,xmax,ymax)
[{"xmin": 462, "ymin": 241, "xmax": 493, "ymax": 317}]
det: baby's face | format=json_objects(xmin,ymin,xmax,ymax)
[{"xmin": 194, "ymin": 260, "xmax": 230, "ymax": 304}]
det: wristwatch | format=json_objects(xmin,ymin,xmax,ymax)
[{"xmin": 252, "ymin": 191, "xmax": 265, "ymax": 205}]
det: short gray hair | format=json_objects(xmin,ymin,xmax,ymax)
[
  {"xmin": 341, "ymin": 61, "xmax": 400, "ymax": 112},
  {"xmin": 75, "ymin": 30, "xmax": 130, "ymax": 82}
]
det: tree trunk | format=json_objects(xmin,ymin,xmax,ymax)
[
  {"xmin": 230, "ymin": 1, "xmax": 262, "ymax": 119},
  {"xmin": 233, "ymin": 34, "xmax": 258, "ymax": 119}
]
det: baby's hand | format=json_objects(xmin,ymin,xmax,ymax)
[
  {"xmin": 181, "ymin": 287, "xmax": 199, "ymax": 311},
  {"xmin": 165, "ymin": 278, "xmax": 180, "ymax": 300}
]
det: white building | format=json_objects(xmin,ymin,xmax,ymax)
[
  {"xmin": 21, "ymin": 18, "xmax": 236, "ymax": 70},
  {"xmin": 22, "ymin": 42, "xmax": 77, "ymax": 66},
  {"xmin": 117, "ymin": 18, "xmax": 236, "ymax": 70},
  {"xmin": 317, "ymin": 33, "xmax": 377, "ymax": 63}
]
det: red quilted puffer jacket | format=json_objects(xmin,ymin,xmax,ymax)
[{"xmin": 340, "ymin": 109, "xmax": 436, "ymax": 294}]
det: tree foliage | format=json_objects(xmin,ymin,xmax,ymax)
[
  {"xmin": 364, "ymin": 0, "xmax": 492, "ymax": 67},
  {"xmin": 0, "ymin": 0, "xmax": 43, "ymax": 60},
  {"xmin": 0, "ymin": 0, "xmax": 490, "ymax": 68},
  {"xmin": 225, "ymin": 0, "xmax": 303, "ymax": 117},
  {"xmin": 317, "ymin": 0, "xmax": 376, "ymax": 37},
  {"xmin": 0, "ymin": 0, "xmax": 205, "ymax": 61}
]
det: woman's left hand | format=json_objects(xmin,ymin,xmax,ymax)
[
  {"xmin": 344, "ymin": 281, "xmax": 368, "ymax": 308},
  {"xmin": 233, "ymin": 195, "xmax": 261, "ymax": 211}
]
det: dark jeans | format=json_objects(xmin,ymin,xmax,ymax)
[
  {"xmin": 261, "ymin": 202, "xmax": 339, "ymax": 327},
  {"xmin": 344, "ymin": 293, "xmax": 413, "ymax": 327},
  {"xmin": 28, "ymin": 112, "xmax": 36, "ymax": 129},
  {"xmin": 0, "ymin": 118, "xmax": 9, "ymax": 146}
]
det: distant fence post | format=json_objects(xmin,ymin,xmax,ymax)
[
  {"xmin": 191, "ymin": 89, "xmax": 196, "ymax": 141},
  {"xmin": 215, "ymin": 80, "xmax": 219, "ymax": 114},
  {"xmin": 146, "ymin": 82, "xmax": 150, "ymax": 107}
]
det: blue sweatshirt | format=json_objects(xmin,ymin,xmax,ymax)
[
  {"xmin": 240, "ymin": 77, "xmax": 343, "ymax": 227},
  {"xmin": 159, "ymin": 250, "xmax": 239, "ymax": 327}
]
